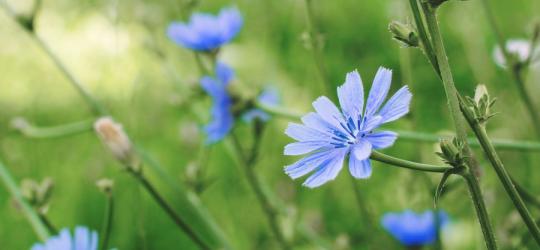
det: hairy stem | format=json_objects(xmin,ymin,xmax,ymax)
[
  {"xmin": 0, "ymin": 160, "xmax": 50, "ymax": 241},
  {"xmin": 420, "ymin": 3, "xmax": 496, "ymax": 248},
  {"xmin": 407, "ymin": 0, "xmax": 440, "ymax": 77},
  {"xmin": 462, "ymin": 172, "xmax": 498, "ymax": 250},
  {"xmin": 464, "ymin": 120, "xmax": 540, "ymax": 245}
]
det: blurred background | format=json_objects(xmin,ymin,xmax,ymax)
[{"xmin": 1, "ymin": 0, "xmax": 540, "ymax": 249}]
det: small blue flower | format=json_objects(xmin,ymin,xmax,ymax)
[
  {"xmin": 31, "ymin": 226, "xmax": 98, "ymax": 250},
  {"xmin": 167, "ymin": 7, "xmax": 243, "ymax": 51},
  {"xmin": 284, "ymin": 67, "xmax": 412, "ymax": 188},
  {"xmin": 201, "ymin": 62, "xmax": 234, "ymax": 143},
  {"xmin": 381, "ymin": 210, "xmax": 449, "ymax": 247},
  {"xmin": 242, "ymin": 87, "xmax": 281, "ymax": 123}
]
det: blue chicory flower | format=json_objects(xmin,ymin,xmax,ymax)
[
  {"xmin": 167, "ymin": 7, "xmax": 243, "ymax": 51},
  {"xmin": 201, "ymin": 62, "xmax": 235, "ymax": 144},
  {"xmin": 242, "ymin": 87, "xmax": 281, "ymax": 123},
  {"xmin": 381, "ymin": 210, "xmax": 449, "ymax": 247},
  {"xmin": 283, "ymin": 67, "xmax": 412, "ymax": 188},
  {"xmin": 31, "ymin": 226, "xmax": 98, "ymax": 250}
]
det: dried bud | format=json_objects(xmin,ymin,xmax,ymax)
[
  {"xmin": 94, "ymin": 117, "xmax": 139, "ymax": 171},
  {"xmin": 96, "ymin": 178, "xmax": 114, "ymax": 194},
  {"xmin": 388, "ymin": 21, "xmax": 419, "ymax": 47}
]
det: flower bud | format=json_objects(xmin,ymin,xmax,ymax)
[
  {"xmin": 388, "ymin": 21, "xmax": 419, "ymax": 47},
  {"xmin": 437, "ymin": 138, "xmax": 466, "ymax": 168},
  {"xmin": 21, "ymin": 178, "xmax": 54, "ymax": 214},
  {"xmin": 94, "ymin": 117, "xmax": 138, "ymax": 170},
  {"xmin": 96, "ymin": 178, "xmax": 114, "ymax": 195}
]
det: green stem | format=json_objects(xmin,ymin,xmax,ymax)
[
  {"xmin": 304, "ymin": 0, "xmax": 330, "ymax": 95},
  {"xmin": 514, "ymin": 178, "xmax": 540, "ymax": 210},
  {"xmin": 130, "ymin": 170, "xmax": 210, "ymax": 250},
  {"xmin": 13, "ymin": 119, "xmax": 93, "ymax": 139},
  {"xmin": 479, "ymin": 0, "xmax": 540, "ymax": 137},
  {"xmin": 465, "ymin": 121, "xmax": 540, "ymax": 245},
  {"xmin": 462, "ymin": 172, "xmax": 498, "ymax": 250},
  {"xmin": 0, "ymin": 159, "xmax": 50, "ymax": 241},
  {"xmin": 100, "ymin": 193, "xmax": 114, "ymax": 250},
  {"xmin": 370, "ymin": 150, "xmax": 451, "ymax": 173},
  {"xmin": 420, "ymin": 4, "xmax": 496, "ymax": 248},
  {"xmin": 228, "ymin": 134, "xmax": 290, "ymax": 250},
  {"xmin": 408, "ymin": 0, "xmax": 440, "ymax": 77},
  {"xmin": 38, "ymin": 214, "xmax": 57, "ymax": 235}
]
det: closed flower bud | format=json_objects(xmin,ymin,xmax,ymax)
[
  {"xmin": 388, "ymin": 21, "xmax": 419, "ymax": 47},
  {"xmin": 21, "ymin": 178, "xmax": 54, "ymax": 214},
  {"xmin": 96, "ymin": 178, "xmax": 114, "ymax": 194},
  {"xmin": 437, "ymin": 138, "xmax": 466, "ymax": 168},
  {"xmin": 94, "ymin": 117, "xmax": 138, "ymax": 170}
]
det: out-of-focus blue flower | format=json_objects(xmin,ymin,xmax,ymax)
[
  {"xmin": 31, "ymin": 226, "xmax": 98, "ymax": 250},
  {"xmin": 381, "ymin": 210, "xmax": 449, "ymax": 247},
  {"xmin": 201, "ymin": 62, "xmax": 234, "ymax": 143},
  {"xmin": 284, "ymin": 67, "xmax": 412, "ymax": 188},
  {"xmin": 167, "ymin": 7, "xmax": 243, "ymax": 51},
  {"xmin": 242, "ymin": 87, "xmax": 281, "ymax": 123}
]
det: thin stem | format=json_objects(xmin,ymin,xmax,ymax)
[
  {"xmin": 228, "ymin": 133, "xmax": 290, "ymax": 250},
  {"xmin": 38, "ymin": 214, "xmax": 57, "ymax": 235},
  {"xmin": 100, "ymin": 193, "xmax": 114, "ymax": 250},
  {"xmin": 304, "ymin": 0, "xmax": 330, "ymax": 95},
  {"xmin": 0, "ymin": 160, "xmax": 50, "ymax": 241},
  {"xmin": 514, "ymin": 178, "xmax": 540, "ymax": 210},
  {"xmin": 462, "ymin": 172, "xmax": 498, "ymax": 250},
  {"xmin": 12, "ymin": 119, "xmax": 94, "ymax": 139},
  {"xmin": 130, "ymin": 170, "xmax": 210, "ymax": 250},
  {"xmin": 408, "ymin": 0, "xmax": 440, "ymax": 77},
  {"xmin": 480, "ymin": 0, "xmax": 540, "ymax": 137},
  {"xmin": 466, "ymin": 122, "xmax": 540, "ymax": 245},
  {"xmin": 370, "ymin": 150, "xmax": 451, "ymax": 173}
]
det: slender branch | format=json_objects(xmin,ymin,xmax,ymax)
[
  {"xmin": 130, "ymin": 170, "xmax": 210, "ymax": 250},
  {"xmin": 462, "ymin": 172, "xmax": 498, "ymax": 250},
  {"xmin": 479, "ymin": 0, "xmax": 540, "ymax": 137},
  {"xmin": 12, "ymin": 119, "xmax": 93, "ymax": 139},
  {"xmin": 0, "ymin": 160, "xmax": 50, "ymax": 241},
  {"xmin": 228, "ymin": 133, "xmax": 290, "ymax": 250},
  {"xmin": 38, "ymin": 214, "xmax": 57, "ymax": 235},
  {"xmin": 464, "ymin": 119, "xmax": 540, "ymax": 245},
  {"xmin": 100, "ymin": 192, "xmax": 114, "ymax": 250},
  {"xmin": 370, "ymin": 150, "xmax": 451, "ymax": 173},
  {"xmin": 514, "ymin": 178, "xmax": 540, "ymax": 210},
  {"xmin": 304, "ymin": 0, "xmax": 330, "ymax": 94}
]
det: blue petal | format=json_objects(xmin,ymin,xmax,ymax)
[
  {"xmin": 303, "ymin": 149, "xmax": 348, "ymax": 188},
  {"xmin": 337, "ymin": 70, "xmax": 364, "ymax": 120},
  {"xmin": 74, "ymin": 226, "xmax": 89, "ymax": 250},
  {"xmin": 364, "ymin": 67, "xmax": 392, "ymax": 118},
  {"xmin": 349, "ymin": 157, "xmax": 372, "ymax": 179},
  {"xmin": 360, "ymin": 115, "xmax": 382, "ymax": 132},
  {"xmin": 284, "ymin": 149, "xmax": 341, "ymax": 179},
  {"xmin": 167, "ymin": 23, "xmax": 202, "ymax": 50},
  {"xmin": 200, "ymin": 77, "xmax": 226, "ymax": 99},
  {"xmin": 351, "ymin": 140, "xmax": 372, "ymax": 160},
  {"xmin": 258, "ymin": 86, "xmax": 280, "ymax": 106},
  {"xmin": 285, "ymin": 123, "xmax": 333, "ymax": 142},
  {"xmin": 284, "ymin": 141, "xmax": 330, "ymax": 155},
  {"xmin": 216, "ymin": 62, "xmax": 234, "ymax": 85},
  {"xmin": 89, "ymin": 230, "xmax": 99, "ymax": 250},
  {"xmin": 366, "ymin": 131, "xmax": 397, "ymax": 149},
  {"xmin": 312, "ymin": 97, "xmax": 350, "ymax": 135},
  {"xmin": 218, "ymin": 7, "xmax": 243, "ymax": 42},
  {"xmin": 378, "ymin": 85, "xmax": 412, "ymax": 124}
]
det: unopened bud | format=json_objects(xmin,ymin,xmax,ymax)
[
  {"xmin": 474, "ymin": 84, "xmax": 488, "ymax": 104},
  {"xmin": 21, "ymin": 178, "xmax": 54, "ymax": 214},
  {"xmin": 388, "ymin": 21, "xmax": 419, "ymax": 47},
  {"xmin": 437, "ymin": 138, "xmax": 466, "ymax": 169},
  {"xmin": 96, "ymin": 178, "xmax": 114, "ymax": 194},
  {"xmin": 94, "ymin": 117, "xmax": 138, "ymax": 170}
]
